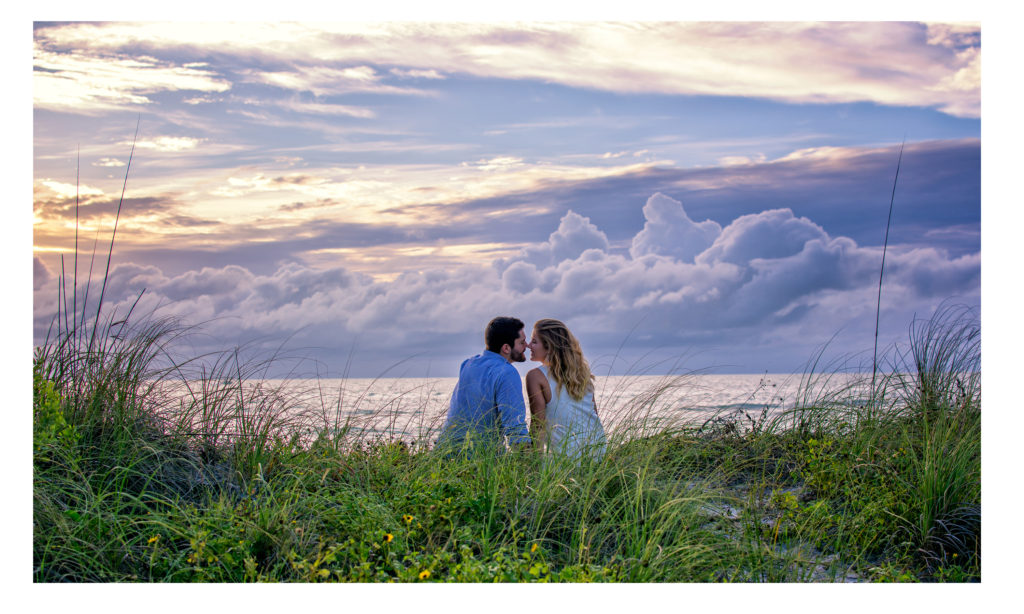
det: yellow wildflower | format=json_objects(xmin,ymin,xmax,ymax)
[
  {"xmin": 403, "ymin": 515, "xmax": 414, "ymax": 524},
  {"xmin": 530, "ymin": 543, "xmax": 538, "ymax": 553},
  {"xmin": 147, "ymin": 535, "xmax": 159, "ymax": 545},
  {"xmin": 385, "ymin": 533, "xmax": 394, "ymax": 543},
  {"xmin": 419, "ymin": 569, "xmax": 431, "ymax": 580}
]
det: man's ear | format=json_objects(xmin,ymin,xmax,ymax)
[{"xmin": 500, "ymin": 343, "xmax": 511, "ymax": 356}]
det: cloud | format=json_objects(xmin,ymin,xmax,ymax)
[
  {"xmin": 273, "ymin": 100, "xmax": 376, "ymax": 118},
  {"xmin": 34, "ymin": 257, "xmax": 53, "ymax": 291},
  {"xmin": 132, "ymin": 136, "xmax": 202, "ymax": 152},
  {"xmin": 717, "ymin": 155, "xmax": 766, "ymax": 167},
  {"xmin": 33, "ymin": 21, "xmax": 981, "ymax": 118},
  {"xmin": 244, "ymin": 65, "xmax": 435, "ymax": 97},
  {"xmin": 475, "ymin": 139, "xmax": 979, "ymax": 257},
  {"xmin": 696, "ymin": 208, "xmax": 828, "ymax": 266},
  {"xmin": 499, "ymin": 209, "xmax": 609, "ymax": 272},
  {"xmin": 31, "ymin": 138, "xmax": 981, "ymax": 300},
  {"xmin": 211, "ymin": 174, "xmax": 304, "ymax": 197},
  {"xmin": 39, "ymin": 180, "xmax": 104, "ymax": 199},
  {"xmin": 924, "ymin": 22, "xmax": 981, "ymax": 49},
  {"xmin": 630, "ymin": 193, "xmax": 722, "ymax": 262},
  {"xmin": 389, "ymin": 68, "xmax": 445, "ymax": 80},
  {"xmin": 33, "ymin": 47, "xmax": 231, "ymax": 114},
  {"xmin": 33, "ymin": 192, "xmax": 185, "ymax": 224},
  {"xmin": 463, "ymin": 157, "xmax": 525, "ymax": 172},
  {"xmin": 35, "ymin": 194, "xmax": 980, "ymax": 376},
  {"xmin": 501, "ymin": 261, "xmax": 542, "ymax": 295}
]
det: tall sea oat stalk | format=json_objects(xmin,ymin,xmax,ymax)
[{"xmin": 872, "ymin": 139, "xmax": 905, "ymax": 393}]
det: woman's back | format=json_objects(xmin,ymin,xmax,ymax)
[{"xmin": 540, "ymin": 365, "xmax": 606, "ymax": 460}]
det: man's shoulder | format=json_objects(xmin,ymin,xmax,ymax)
[
  {"xmin": 461, "ymin": 352, "xmax": 518, "ymax": 379},
  {"xmin": 492, "ymin": 359, "xmax": 522, "ymax": 383},
  {"xmin": 461, "ymin": 351, "xmax": 505, "ymax": 367},
  {"xmin": 459, "ymin": 353, "xmax": 488, "ymax": 371},
  {"xmin": 457, "ymin": 353, "xmax": 496, "ymax": 379}
]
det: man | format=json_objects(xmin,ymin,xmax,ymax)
[{"xmin": 437, "ymin": 316, "xmax": 531, "ymax": 452}]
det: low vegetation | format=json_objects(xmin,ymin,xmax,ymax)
[{"xmin": 33, "ymin": 297, "xmax": 980, "ymax": 582}]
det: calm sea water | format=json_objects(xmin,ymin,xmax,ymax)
[{"xmin": 239, "ymin": 372, "xmax": 871, "ymax": 443}]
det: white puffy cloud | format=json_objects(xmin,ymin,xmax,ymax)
[
  {"xmin": 630, "ymin": 193, "xmax": 721, "ymax": 262},
  {"xmin": 502, "ymin": 261, "xmax": 540, "ymax": 294},
  {"xmin": 500, "ymin": 209, "xmax": 609, "ymax": 272},
  {"xmin": 696, "ymin": 208, "xmax": 828, "ymax": 266},
  {"xmin": 548, "ymin": 213, "xmax": 610, "ymax": 263}
]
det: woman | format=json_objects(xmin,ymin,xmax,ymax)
[{"xmin": 526, "ymin": 318, "xmax": 606, "ymax": 461}]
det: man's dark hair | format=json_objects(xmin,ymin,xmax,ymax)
[{"xmin": 485, "ymin": 316, "xmax": 525, "ymax": 353}]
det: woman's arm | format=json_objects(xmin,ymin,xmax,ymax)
[{"xmin": 525, "ymin": 368, "xmax": 549, "ymax": 450}]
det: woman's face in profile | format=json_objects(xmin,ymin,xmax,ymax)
[{"xmin": 528, "ymin": 331, "xmax": 547, "ymax": 363}]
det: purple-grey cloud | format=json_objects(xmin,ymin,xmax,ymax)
[
  {"xmin": 34, "ymin": 257, "xmax": 53, "ymax": 292},
  {"xmin": 33, "ymin": 139, "xmax": 977, "ymax": 285},
  {"xmin": 696, "ymin": 207, "xmax": 828, "ymax": 266},
  {"xmin": 377, "ymin": 139, "xmax": 981, "ymax": 257},
  {"xmin": 34, "ymin": 192, "xmax": 979, "ymax": 377}
]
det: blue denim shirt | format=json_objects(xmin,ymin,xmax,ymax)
[{"xmin": 438, "ymin": 350, "xmax": 531, "ymax": 449}]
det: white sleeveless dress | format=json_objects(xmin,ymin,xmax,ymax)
[{"xmin": 540, "ymin": 365, "xmax": 607, "ymax": 461}]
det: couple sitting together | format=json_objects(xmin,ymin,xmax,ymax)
[{"xmin": 437, "ymin": 316, "xmax": 606, "ymax": 461}]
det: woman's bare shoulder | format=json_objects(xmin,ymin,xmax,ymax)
[{"xmin": 526, "ymin": 367, "xmax": 546, "ymax": 383}]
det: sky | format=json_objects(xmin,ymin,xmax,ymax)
[
  {"xmin": 29, "ymin": 16, "xmax": 985, "ymax": 379},
  {"xmin": 13, "ymin": 3, "xmax": 1024, "ymax": 605}
]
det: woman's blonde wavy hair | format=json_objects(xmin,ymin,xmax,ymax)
[{"xmin": 533, "ymin": 318, "xmax": 593, "ymax": 402}]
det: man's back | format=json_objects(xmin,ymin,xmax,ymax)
[{"xmin": 438, "ymin": 350, "xmax": 530, "ymax": 450}]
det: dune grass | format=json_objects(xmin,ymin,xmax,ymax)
[
  {"xmin": 33, "ymin": 295, "xmax": 980, "ymax": 582},
  {"xmin": 34, "ymin": 126, "xmax": 979, "ymax": 582}
]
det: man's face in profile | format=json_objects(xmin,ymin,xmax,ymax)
[{"xmin": 508, "ymin": 328, "xmax": 527, "ymax": 363}]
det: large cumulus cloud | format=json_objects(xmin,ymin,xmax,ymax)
[
  {"xmin": 696, "ymin": 207, "xmax": 828, "ymax": 266},
  {"xmin": 33, "ymin": 193, "xmax": 980, "ymax": 376},
  {"xmin": 630, "ymin": 193, "xmax": 721, "ymax": 262},
  {"xmin": 498, "ymin": 209, "xmax": 609, "ymax": 272}
]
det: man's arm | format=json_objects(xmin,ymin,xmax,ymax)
[{"xmin": 495, "ymin": 367, "xmax": 531, "ymax": 447}]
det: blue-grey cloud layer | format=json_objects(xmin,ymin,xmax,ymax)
[{"xmin": 34, "ymin": 180, "xmax": 979, "ymax": 377}]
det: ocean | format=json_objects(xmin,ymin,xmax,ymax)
[{"xmin": 238, "ymin": 372, "xmax": 872, "ymax": 444}]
